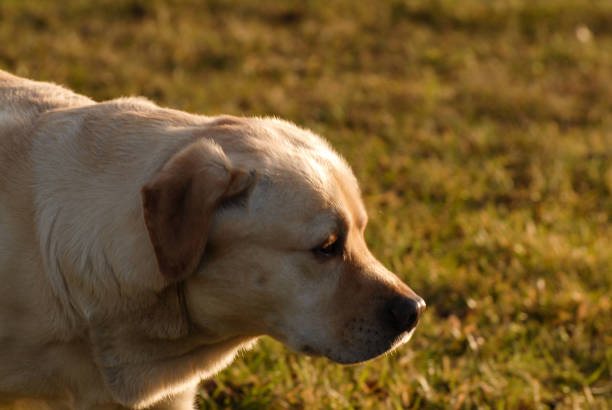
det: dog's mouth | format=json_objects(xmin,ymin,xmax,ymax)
[
  {"xmin": 299, "ymin": 344, "xmax": 323, "ymax": 357},
  {"xmin": 333, "ymin": 328, "xmax": 416, "ymax": 365},
  {"xmin": 296, "ymin": 327, "xmax": 416, "ymax": 365}
]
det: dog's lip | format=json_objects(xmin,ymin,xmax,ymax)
[
  {"xmin": 322, "ymin": 328, "xmax": 417, "ymax": 365},
  {"xmin": 300, "ymin": 344, "xmax": 323, "ymax": 357}
]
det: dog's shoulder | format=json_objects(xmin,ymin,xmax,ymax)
[{"xmin": 0, "ymin": 71, "xmax": 95, "ymax": 188}]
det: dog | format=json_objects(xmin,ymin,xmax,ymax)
[{"xmin": 0, "ymin": 70, "xmax": 425, "ymax": 409}]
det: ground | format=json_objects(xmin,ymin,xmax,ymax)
[{"xmin": 1, "ymin": 0, "xmax": 610, "ymax": 408}]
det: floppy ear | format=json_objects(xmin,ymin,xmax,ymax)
[{"xmin": 141, "ymin": 139, "xmax": 254, "ymax": 281}]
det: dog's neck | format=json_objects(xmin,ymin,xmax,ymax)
[{"xmin": 87, "ymin": 283, "xmax": 258, "ymax": 407}]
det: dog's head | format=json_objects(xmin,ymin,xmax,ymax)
[{"xmin": 142, "ymin": 116, "xmax": 425, "ymax": 364}]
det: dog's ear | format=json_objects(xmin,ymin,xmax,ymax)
[{"xmin": 141, "ymin": 139, "xmax": 254, "ymax": 281}]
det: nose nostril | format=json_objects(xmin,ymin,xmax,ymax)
[{"xmin": 388, "ymin": 296, "xmax": 421, "ymax": 332}]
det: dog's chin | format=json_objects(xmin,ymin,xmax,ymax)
[{"xmin": 296, "ymin": 328, "xmax": 416, "ymax": 365}]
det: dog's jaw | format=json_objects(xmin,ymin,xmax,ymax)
[{"xmin": 289, "ymin": 327, "xmax": 417, "ymax": 365}]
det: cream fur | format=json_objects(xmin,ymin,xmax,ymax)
[{"xmin": 0, "ymin": 70, "xmax": 424, "ymax": 409}]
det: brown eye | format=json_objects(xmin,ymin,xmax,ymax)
[{"xmin": 312, "ymin": 234, "xmax": 342, "ymax": 258}]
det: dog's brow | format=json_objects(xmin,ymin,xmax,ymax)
[
  {"xmin": 317, "ymin": 214, "xmax": 347, "ymax": 242},
  {"xmin": 336, "ymin": 214, "xmax": 349, "ymax": 238},
  {"xmin": 355, "ymin": 212, "xmax": 368, "ymax": 230}
]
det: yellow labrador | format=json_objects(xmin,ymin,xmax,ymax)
[{"xmin": 0, "ymin": 70, "xmax": 425, "ymax": 409}]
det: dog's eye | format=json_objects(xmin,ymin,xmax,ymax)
[{"xmin": 312, "ymin": 234, "xmax": 342, "ymax": 259}]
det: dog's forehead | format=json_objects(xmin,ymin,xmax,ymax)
[
  {"xmin": 254, "ymin": 121, "xmax": 357, "ymax": 196},
  {"xmin": 331, "ymin": 167, "xmax": 368, "ymax": 228},
  {"xmin": 216, "ymin": 117, "xmax": 366, "ymax": 227},
  {"xmin": 252, "ymin": 151, "xmax": 365, "ymax": 234}
]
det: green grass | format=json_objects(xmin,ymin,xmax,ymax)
[{"xmin": 2, "ymin": 0, "xmax": 611, "ymax": 408}]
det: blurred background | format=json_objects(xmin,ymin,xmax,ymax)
[{"xmin": 1, "ymin": 0, "xmax": 610, "ymax": 408}]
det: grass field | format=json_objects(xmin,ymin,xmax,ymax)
[{"xmin": 1, "ymin": 0, "xmax": 611, "ymax": 408}]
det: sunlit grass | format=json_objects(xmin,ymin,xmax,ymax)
[{"xmin": 1, "ymin": 0, "xmax": 611, "ymax": 407}]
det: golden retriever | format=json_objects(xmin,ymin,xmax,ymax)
[{"xmin": 0, "ymin": 70, "xmax": 425, "ymax": 409}]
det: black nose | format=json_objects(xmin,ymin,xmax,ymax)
[{"xmin": 388, "ymin": 296, "xmax": 426, "ymax": 332}]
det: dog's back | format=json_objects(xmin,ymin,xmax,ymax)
[{"xmin": 0, "ymin": 70, "xmax": 92, "ymax": 120}]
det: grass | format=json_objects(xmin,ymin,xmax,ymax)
[{"xmin": 1, "ymin": 0, "xmax": 611, "ymax": 408}]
